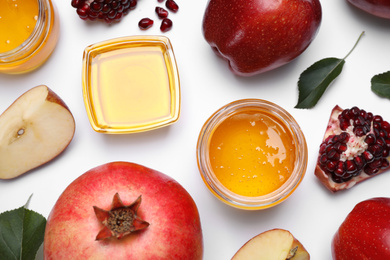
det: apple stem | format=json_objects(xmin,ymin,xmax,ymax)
[{"xmin": 343, "ymin": 31, "xmax": 365, "ymax": 60}]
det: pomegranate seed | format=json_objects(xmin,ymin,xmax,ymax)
[
  {"xmin": 326, "ymin": 161, "xmax": 337, "ymax": 172},
  {"xmin": 319, "ymin": 154, "xmax": 328, "ymax": 165},
  {"xmin": 363, "ymin": 151, "xmax": 374, "ymax": 163},
  {"xmin": 382, "ymin": 121, "xmax": 390, "ymax": 131},
  {"xmin": 365, "ymin": 134, "xmax": 376, "ymax": 145},
  {"xmin": 156, "ymin": 7, "xmax": 169, "ymax": 18},
  {"xmin": 339, "ymin": 118, "xmax": 350, "ymax": 131},
  {"xmin": 354, "ymin": 156, "xmax": 365, "ymax": 169},
  {"xmin": 160, "ymin": 18, "xmax": 172, "ymax": 32},
  {"xmin": 72, "ymin": 0, "xmax": 81, "ymax": 8},
  {"xmin": 334, "ymin": 162, "xmax": 346, "ymax": 176},
  {"xmin": 368, "ymin": 159, "xmax": 383, "ymax": 169},
  {"xmin": 138, "ymin": 18, "xmax": 154, "ymax": 29},
  {"xmin": 90, "ymin": 2, "xmax": 102, "ymax": 11},
  {"xmin": 346, "ymin": 160, "xmax": 357, "ymax": 174},
  {"xmin": 327, "ymin": 149, "xmax": 340, "ymax": 161},
  {"xmin": 364, "ymin": 165, "xmax": 379, "ymax": 175},
  {"xmin": 350, "ymin": 106, "xmax": 360, "ymax": 116},
  {"xmin": 373, "ymin": 115, "xmax": 383, "ymax": 123},
  {"xmin": 165, "ymin": 0, "xmax": 179, "ymax": 12},
  {"xmin": 129, "ymin": 0, "xmax": 137, "ymax": 9}
]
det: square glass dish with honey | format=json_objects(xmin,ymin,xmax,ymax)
[{"xmin": 82, "ymin": 36, "xmax": 180, "ymax": 134}]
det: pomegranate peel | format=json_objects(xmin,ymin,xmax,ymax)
[
  {"xmin": 93, "ymin": 193, "xmax": 149, "ymax": 240},
  {"xmin": 315, "ymin": 105, "xmax": 390, "ymax": 192}
]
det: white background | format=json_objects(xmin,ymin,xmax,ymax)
[{"xmin": 1, "ymin": 0, "xmax": 390, "ymax": 259}]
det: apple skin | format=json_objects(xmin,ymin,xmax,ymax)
[
  {"xmin": 43, "ymin": 161, "xmax": 203, "ymax": 260},
  {"xmin": 332, "ymin": 197, "xmax": 390, "ymax": 259},
  {"xmin": 347, "ymin": 0, "xmax": 390, "ymax": 19},
  {"xmin": 202, "ymin": 0, "xmax": 322, "ymax": 76}
]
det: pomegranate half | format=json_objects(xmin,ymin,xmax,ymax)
[
  {"xmin": 43, "ymin": 161, "xmax": 203, "ymax": 259},
  {"xmin": 315, "ymin": 105, "xmax": 390, "ymax": 192}
]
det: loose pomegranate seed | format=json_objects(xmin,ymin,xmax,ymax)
[
  {"xmin": 165, "ymin": 0, "xmax": 179, "ymax": 12},
  {"xmin": 160, "ymin": 18, "xmax": 172, "ymax": 32},
  {"xmin": 138, "ymin": 18, "xmax": 154, "ymax": 29},
  {"xmin": 156, "ymin": 7, "xmax": 169, "ymax": 18}
]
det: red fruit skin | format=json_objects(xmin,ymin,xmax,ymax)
[
  {"xmin": 332, "ymin": 197, "xmax": 390, "ymax": 259},
  {"xmin": 347, "ymin": 0, "xmax": 390, "ymax": 19},
  {"xmin": 43, "ymin": 162, "xmax": 203, "ymax": 260},
  {"xmin": 202, "ymin": 0, "xmax": 322, "ymax": 77},
  {"xmin": 314, "ymin": 105, "xmax": 390, "ymax": 192}
]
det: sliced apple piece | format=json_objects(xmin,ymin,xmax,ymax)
[
  {"xmin": 0, "ymin": 85, "xmax": 75, "ymax": 179},
  {"xmin": 232, "ymin": 229, "xmax": 310, "ymax": 260}
]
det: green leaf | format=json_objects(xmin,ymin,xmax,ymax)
[
  {"xmin": 295, "ymin": 31, "xmax": 365, "ymax": 109},
  {"xmin": 295, "ymin": 57, "xmax": 345, "ymax": 108},
  {"xmin": 0, "ymin": 196, "xmax": 46, "ymax": 260},
  {"xmin": 371, "ymin": 71, "xmax": 390, "ymax": 99}
]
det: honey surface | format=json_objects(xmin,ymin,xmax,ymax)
[
  {"xmin": 0, "ymin": 0, "xmax": 39, "ymax": 53},
  {"xmin": 209, "ymin": 110, "xmax": 296, "ymax": 197},
  {"xmin": 89, "ymin": 45, "xmax": 171, "ymax": 130}
]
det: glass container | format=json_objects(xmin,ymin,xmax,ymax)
[
  {"xmin": 0, "ymin": 0, "xmax": 59, "ymax": 74},
  {"xmin": 197, "ymin": 99, "xmax": 308, "ymax": 210},
  {"xmin": 82, "ymin": 36, "xmax": 180, "ymax": 134}
]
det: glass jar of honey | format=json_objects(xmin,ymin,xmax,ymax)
[
  {"xmin": 197, "ymin": 99, "xmax": 308, "ymax": 210},
  {"xmin": 0, "ymin": 0, "xmax": 59, "ymax": 74}
]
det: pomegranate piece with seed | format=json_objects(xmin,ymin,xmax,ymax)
[
  {"xmin": 138, "ymin": 18, "xmax": 154, "ymax": 30},
  {"xmin": 71, "ymin": 0, "xmax": 137, "ymax": 23},
  {"xmin": 160, "ymin": 18, "xmax": 173, "ymax": 32},
  {"xmin": 165, "ymin": 0, "xmax": 179, "ymax": 12},
  {"xmin": 315, "ymin": 105, "xmax": 390, "ymax": 192}
]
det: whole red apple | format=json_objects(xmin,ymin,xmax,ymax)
[
  {"xmin": 202, "ymin": 0, "xmax": 322, "ymax": 76},
  {"xmin": 347, "ymin": 0, "xmax": 390, "ymax": 19},
  {"xmin": 332, "ymin": 197, "xmax": 390, "ymax": 259},
  {"xmin": 43, "ymin": 161, "xmax": 203, "ymax": 259}
]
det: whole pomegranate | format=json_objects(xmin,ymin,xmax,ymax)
[
  {"xmin": 315, "ymin": 105, "xmax": 390, "ymax": 192},
  {"xmin": 43, "ymin": 161, "xmax": 203, "ymax": 259}
]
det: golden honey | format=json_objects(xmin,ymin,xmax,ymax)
[
  {"xmin": 209, "ymin": 110, "xmax": 296, "ymax": 197},
  {"xmin": 0, "ymin": 0, "xmax": 59, "ymax": 74},
  {"xmin": 197, "ymin": 99, "xmax": 308, "ymax": 210},
  {"xmin": 0, "ymin": 0, "xmax": 39, "ymax": 52},
  {"xmin": 83, "ymin": 36, "xmax": 180, "ymax": 134}
]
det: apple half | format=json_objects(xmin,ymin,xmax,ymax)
[
  {"xmin": 232, "ymin": 229, "xmax": 310, "ymax": 260},
  {"xmin": 0, "ymin": 85, "xmax": 75, "ymax": 179}
]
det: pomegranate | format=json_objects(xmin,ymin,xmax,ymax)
[
  {"xmin": 43, "ymin": 162, "xmax": 203, "ymax": 259},
  {"xmin": 315, "ymin": 105, "xmax": 390, "ymax": 192},
  {"xmin": 71, "ymin": 0, "xmax": 137, "ymax": 23}
]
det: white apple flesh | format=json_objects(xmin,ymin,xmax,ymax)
[
  {"xmin": 232, "ymin": 229, "xmax": 310, "ymax": 260},
  {"xmin": 0, "ymin": 85, "xmax": 75, "ymax": 179}
]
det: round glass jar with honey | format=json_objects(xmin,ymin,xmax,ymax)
[
  {"xmin": 197, "ymin": 99, "xmax": 308, "ymax": 210},
  {"xmin": 0, "ymin": 0, "xmax": 59, "ymax": 74}
]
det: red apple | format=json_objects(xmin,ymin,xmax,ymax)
[
  {"xmin": 44, "ymin": 161, "xmax": 203, "ymax": 259},
  {"xmin": 202, "ymin": 0, "xmax": 322, "ymax": 76},
  {"xmin": 347, "ymin": 0, "xmax": 390, "ymax": 19},
  {"xmin": 332, "ymin": 197, "xmax": 390, "ymax": 259}
]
